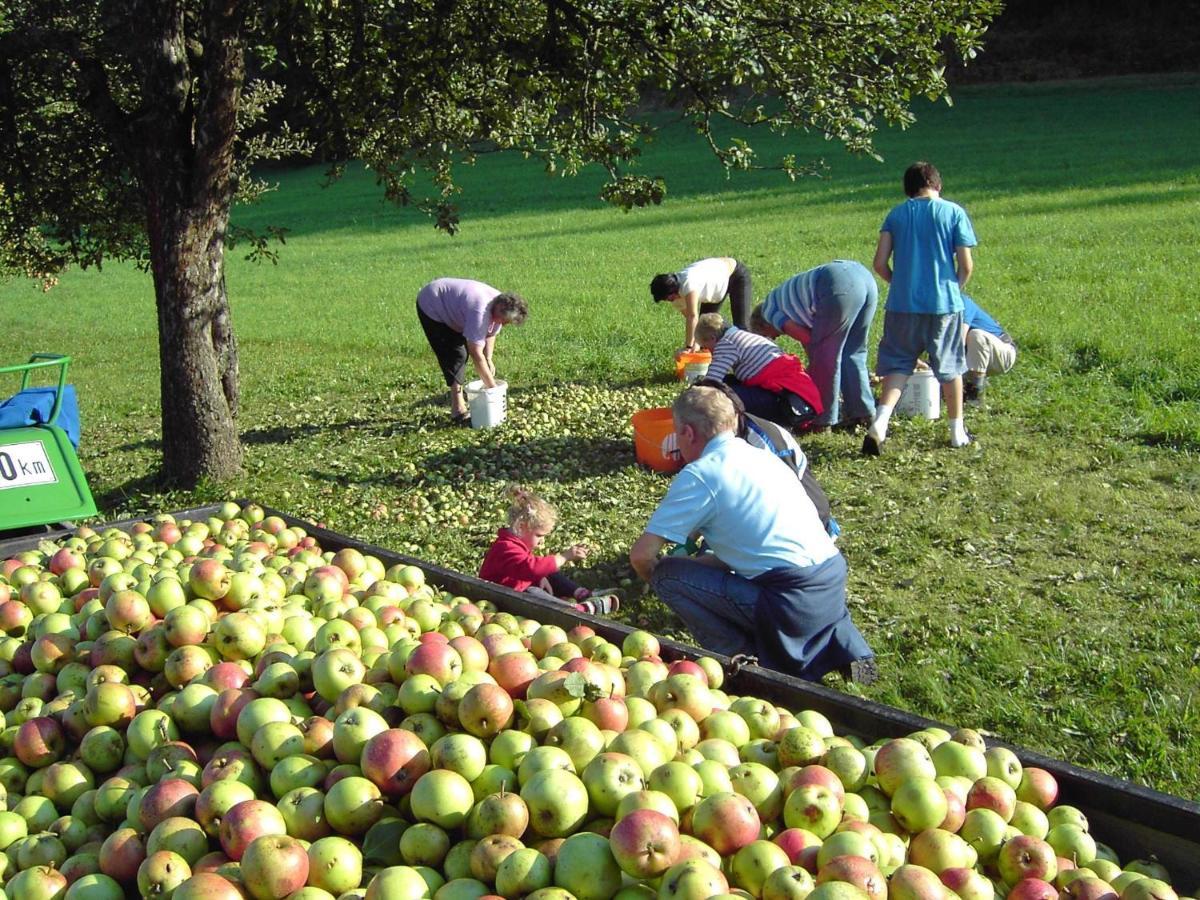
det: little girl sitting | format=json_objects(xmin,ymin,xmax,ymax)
[
  {"xmin": 479, "ymin": 485, "xmax": 621, "ymax": 616},
  {"xmin": 695, "ymin": 313, "xmax": 824, "ymax": 431}
]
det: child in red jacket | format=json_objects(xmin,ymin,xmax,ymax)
[{"xmin": 480, "ymin": 486, "xmax": 621, "ymax": 616}]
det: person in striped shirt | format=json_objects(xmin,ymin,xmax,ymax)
[
  {"xmin": 694, "ymin": 313, "xmax": 823, "ymax": 431},
  {"xmin": 750, "ymin": 259, "xmax": 878, "ymax": 431}
]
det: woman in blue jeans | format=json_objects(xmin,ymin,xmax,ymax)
[{"xmin": 750, "ymin": 260, "xmax": 878, "ymax": 430}]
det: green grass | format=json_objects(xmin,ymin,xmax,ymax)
[{"xmin": 2, "ymin": 74, "xmax": 1199, "ymax": 800}]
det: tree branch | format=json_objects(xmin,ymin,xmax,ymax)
[{"xmin": 0, "ymin": 26, "xmax": 134, "ymax": 154}]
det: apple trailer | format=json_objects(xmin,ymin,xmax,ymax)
[
  {"xmin": 3, "ymin": 501, "xmax": 1197, "ymax": 885},
  {"xmin": 0, "ymin": 354, "xmax": 97, "ymax": 533}
]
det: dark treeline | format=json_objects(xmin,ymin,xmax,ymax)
[{"xmin": 951, "ymin": 0, "xmax": 1200, "ymax": 82}]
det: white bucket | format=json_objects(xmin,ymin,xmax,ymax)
[
  {"xmin": 465, "ymin": 379, "xmax": 507, "ymax": 428},
  {"xmin": 896, "ymin": 369, "xmax": 940, "ymax": 419},
  {"xmin": 683, "ymin": 361, "xmax": 710, "ymax": 384}
]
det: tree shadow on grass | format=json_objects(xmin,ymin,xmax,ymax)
[
  {"xmin": 352, "ymin": 434, "xmax": 638, "ymax": 488},
  {"xmin": 240, "ymin": 407, "xmax": 462, "ymax": 447}
]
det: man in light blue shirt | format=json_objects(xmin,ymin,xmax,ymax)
[
  {"xmin": 629, "ymin": 386, "xmax": 876, "ymax": 683},
  {"xmin": 867, "ymin": 162, "xmax": 977, "ymax": 454}
]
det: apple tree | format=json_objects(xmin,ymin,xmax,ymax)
[{"xmin": 0, "ymin": 0, "xmax": 999, "ymax": 486}]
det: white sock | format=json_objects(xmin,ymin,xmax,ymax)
[
  {"xmin": 949, "ymin": 417, "xmax": 971, "ymax": 448},
  {"xmin": 870, "ymin": 403, "xmax": 895, "ymax": 440}
]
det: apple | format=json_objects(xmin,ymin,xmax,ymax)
[
  {"xmin": 691, "ymin": 791, "xmax": 761, "ymax": 855},
  {"xmin": 1062, "ymin": 877, "xmax": 1120, "ymax": 900},
  {"xmin": 647, "ymin": 761, "xmax": 704, "ymax": 814},
  {"xmin": 891, "ymin": 776, "xmax": 950, "ymax": 834},
  {"xmin": 730, "ymin": 839, "xmax": 792, "ymax": 897},
  {"xmin": 521, "ymin": 768, "xmax": 590, "ymax": 838},
  {"xmin": 139, "ymin": 778, "xmax": 200, "ymax": 832},
  {"xmin": 1013, "ymin": 768, "xmax": 1058, "ymax": 811},
  {"xmin": 468, "ymin": 789, "xmax": 530, "ymax": 839},
  {"xmin": 549, "ymin": 830, "xmax": 624, "ymax": 900},
  {"xmin": 331, "ymin": 706, "xmax": 389, "ymax": 765},
  {"xmin": 997, "ymin": 835, "xmax": 1058, "ymax": 885},
  {"xmin": 873, "ymin": 739, "xmax": 937, "ymax": 796},
  {"xmin": 15, "ymin": 716, "xmax": 66, "ymax": 768},
  {"xmin": 189, "ymin": 559, "xmax": 232, "ymax": 602},
  {"xmin": 960, "ymin": 807, "xmax": 1008, "ymax": 864},
  {"xmin": 930, "ymin": 740, "xmax": 987, "ymax": 782},
  {"xmin": 763, "ymin": 865, "xmax": 817, "ymax": 900},
  {"xmin": 306, "ymin": 835, "xmax": 363, "ymax": 895},
  {"xmin": 1046, "ymin": 823, "xmax": 1097, "ymax": 866},
  {"xmin": 582, "ymin": 752, "xmax": 646, "ymax": 817},
  {"xmin": 361, "ymin": 728, "xmax": 431, "ymax": 797},
  {"xmin": 241, "ymin": 834, "xmax": 310, "ymax": 899},
  {"xmin": 907, "ymin": 829, "xmax": 976, "ymax": 874},
  {"xmin": 459, "ymin": 682, "xmax": 516, "ymax": 738},
  {"xmin": 365, "ymin": 865, "xmax": 431, "ymax": 900},
  {"xmin": 822, "ymin": 745, "xmax": 869, "ymax": 793},
  {"xmin": 816, "ymin": 854, "xmax": 888, "ymax": 900},
  {"xmin": 783, "ymin": 782, "xmax": 842, "ymax": 838},
  {"xmin": 219, "ymin": 799, "xmax": 287, "ymax": 860},
  {"xmin": 966, "ymin": 776, "xmax": 1017, "ymax": 823},
  {"xmin": 609, "ymin": 808, "xmax": 681, "ymax": 879},
  {"xmin": 495, "ymin": 847, "xmax": 553, "ymax": 898},
  {"xmin": 470, "ymin": 833, "xmax": 524, "ymax": 882},
  {"xmin": 411, "ymin": 769, "xmax": 476, "ymax": 829},
  {"xmin": 1007, "ymin": 879, "xmax": 1058, "ymax": 900},
  {"xmin": 324, "ymin": 775, "xmax": 386, "ymax": 835},
  {"xmin": 99, "ymin": 826, "xmax": 147, "ymax": 882},
  {"xmin": 985, "ymin": 747, "xmax": 1023, "ymax": 790},
  {"xmin": 137, "ymin": 850, "xmax": 192, "ymax": 899}
]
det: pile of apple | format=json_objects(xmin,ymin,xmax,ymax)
[{"xmin": 0, "ymin": 503, "xmax": 1191, "ymax": 900}]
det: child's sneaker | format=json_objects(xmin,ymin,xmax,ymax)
[{"xmin": 578, "ymin": 590, "xmax": 622, "ymax": 616}]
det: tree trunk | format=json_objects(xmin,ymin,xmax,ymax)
[
  {"xmin": 133, "ymin": 0, "xmax": 247, "ymax": 487},
  {"xmin": 151, "ymin": 208, "xmax": 243, "ymax": 486}
]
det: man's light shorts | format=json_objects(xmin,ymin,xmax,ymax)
[{"xmin": 876, "ymin": 311, "xmax": 966, "ymax": 383}]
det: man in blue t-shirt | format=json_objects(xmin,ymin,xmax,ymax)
[
  {"xmin": 865, "ymin": 162, "xmax": 977, "ymax": 454},
  {"xmin": 962, "ymin": 295, "xmax": 1017, "ymax": 406},
  {"xmin": 629, "ymin": 386, "xmax": 876, "ymax": 684}
]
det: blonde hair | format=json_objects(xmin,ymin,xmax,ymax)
[
  {"xmin": 672, "ymin": 386, "xmax": 737, "ymax": 441},
  {"xmin": 505, "ymin": 485, "xmax": 557, "ymax": 532},
  {"xmin": 694, "ymin": 313, "xmax": 728, "ymax": 347}
]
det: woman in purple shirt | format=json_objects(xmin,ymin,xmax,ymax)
[{"xmin": 416, "ymin": 278, "xmax": 528, "ymax": 423}]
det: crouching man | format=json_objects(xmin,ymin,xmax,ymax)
[
  {"xmin": 962, "ymin": 295, "xmax": 1017, "ymax": 406},
  {"xmin": 629, "ymin": 385, "xmax": 877, "ymax": 684}
]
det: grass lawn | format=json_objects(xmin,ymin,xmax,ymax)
[{"xmin": 2, "ymin": 74, "xmax": 1198, "ymax": 800}]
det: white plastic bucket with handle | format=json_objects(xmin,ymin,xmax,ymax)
[
  {"xmin": 896, "ymin": 369, "xmax": 940, "ymax": 419},
  {"xmin": 465, "ymin": 379, "xmax": 507, "ymax": 428}
]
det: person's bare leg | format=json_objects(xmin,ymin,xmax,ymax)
[
  {"xmin": 862, "ymin": 374, "xmax": 907, "ymax": 455},
  {"xmin": 944, "ymin": 376, "xmax": 970, "ymax": 447},
  {"xmin": 451, "ymin": 384, "xmax": 468, "ymax": 418}
]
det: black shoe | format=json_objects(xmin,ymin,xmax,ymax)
[
  {"xmin": 842, "ymin": 657, "xmax": 879, "ymax": 685},
  {"xmin": 964, "ymin": 373, "xmax": 987, "ymax": 408},
  {"xmin": 861, "ymin": 432, "xmax": 884, "ymax": 456}
]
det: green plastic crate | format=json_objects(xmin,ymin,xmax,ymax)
[{"xmin": 0, "ymin": 355, "xmax": 97, "ymax": 530}]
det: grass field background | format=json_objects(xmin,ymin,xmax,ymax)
[{"xmin": 2, "ymin": 75, "xmax": 1198, "ymax": 799}]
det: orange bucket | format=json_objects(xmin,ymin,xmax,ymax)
[
  {"xmin": 631, "ymin": 408, "xmax": 682, "ymax": 473},
  {"xmin": 674, "ymin": 350, "xmax": 712, "ymax": 382}
]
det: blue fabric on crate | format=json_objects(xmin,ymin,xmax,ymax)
[{"xmin": 0, "ymin": 385, "xmax": 82, "ymax": 448}]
